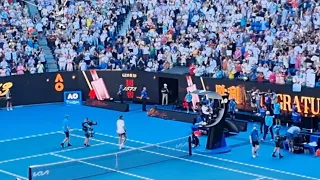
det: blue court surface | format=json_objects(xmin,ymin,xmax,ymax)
[{"xmin": 0, "ymin": 103, "xmax": 319, "ymax": 180}]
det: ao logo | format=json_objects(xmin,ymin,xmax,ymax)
[
  {"xmin": 67, "ymin": 93, "xmax": 79, "ymax": 100},
  {"xmin": 33, "ymin": 170, "xmax": 50, "ymax": 177}
]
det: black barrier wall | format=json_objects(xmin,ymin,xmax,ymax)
[
  {"xmin": 1, "ymin": 71, "xmax": 320, "ymax": 116},
  {"xmin": 0, "ymin": 72, "xmax": 79, "ymax": 107},
  {"xmin": 0, "ymin": 71, "xmax": 159, "ymax": 107}
]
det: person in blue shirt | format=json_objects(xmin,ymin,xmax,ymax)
[
  {"xmin": 259, "ymin": 106, "xmax": 267, "ymax": 134},
  {"xmin": 292, "ymin": 103, "xmax": 297, "ymax": 113},
  {"xmin": 291, "ymin": 111, "xmax": 301, "ymax": 127},
  {"xmin": 249, "ymin": 124, "xmax": 260, "ymax": 158},
  {"xmin": 191, "ymin": 120, "xmax": 200, "ymax": 132},
  {"xmin": 273, "ymin": 101, "xmax": 281, "ymax": 125},
  {"xmin": 61, "ymin": 115, "xmax": 72, "ymax": 148},
  {"xmin": 229, "ymin": 98, "xmax": 237, "ymax": 120},
  {"xmin": 140, "ymin": 87, "xmax": 149, "ymax": 111},
  {"xmin": 201, "ymin": 96, "xmax": 209, "ymax": 105},
  {"xmin": 287, "ymin": 125, "xmax": 301, "ymax": 153},
  {"xmin": 216, "ymin": 70, "xmax": 223, "ymax": 79},
  {"xmin": 209, "ymin": 99, "xmax": 214, "ymax": 109},
  {"xmin": 262, "ymin": 111, "xmax": 274, "ymax": 141},
  {"xmin": 185, "ymin": 91, "xmax": 194, "ymax": 113},
  {"xmin": 117, "ymin": 84, "xmax": 124, "ymax": 103},
  {"xmin": 272, "ymin": 125, "xmax": 284, "ymax": 158}
]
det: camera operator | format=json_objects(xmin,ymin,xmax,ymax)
[{"xmin": 82, "ymin": 118, "xmax": 92, "ymax": 147}]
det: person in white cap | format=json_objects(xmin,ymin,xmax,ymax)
[
  {"xmin": 262, "ymin": 111, "xmax": 274, "ymax": 141},
  {"xmin": 161, "ymin": 83, "xmax": 169, "ymax": 105}
]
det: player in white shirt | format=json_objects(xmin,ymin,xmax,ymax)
[{"xmin": 117, "ymin": 116, "xmax": 127, "ymax": 149}]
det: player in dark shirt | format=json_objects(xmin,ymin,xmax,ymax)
[{"xmin": 272, "ymin": 125, "xmax": 284, "ymax": 158}]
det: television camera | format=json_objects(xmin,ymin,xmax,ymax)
[{"xmin": 82, "ymin": 119, "xmax": 98, "ymax": 137}]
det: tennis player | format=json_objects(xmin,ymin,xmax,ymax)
[
  {"xmin": 61, "ymin": 115, "xmax": 72, "ymax": 148},
  {"xmin": 6, "ymin": 90, "xmax": 12, "ymax": 111},
  {"xmin": 117, "ymin": 116, "xmax": 127, "ymax": 149},
  {"xmin": 272, "ymin": 125, "xmax": 284, "ymax": 158},
  {"xmin": 249, "ymin": 124, "xmax": 260, "ymax": 158}
]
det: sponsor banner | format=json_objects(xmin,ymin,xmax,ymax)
[
  {"xmin": 64, "ymin": 91, "xmax": 82, "ymax": 105},
  {"xmin": 84, "ymin": 99, "xmax": 129, "ymax": 112}
]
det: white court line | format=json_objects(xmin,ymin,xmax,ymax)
[
  {"xmin": 0, "ymin": 169, "xmax": 28, "ymax": 180},
  {"xmin": 0, "ymin": 131, "xmax": 62, "ymax": 143},
  {"xmin": 0, "ymin": 142, "xmax": 108, "ymax": 164},
  {"xmin": 33, "ymin": 136, "xmax": 190, "ymax": 167},
  {"xmin": 86, "ymin": 130, "xmax": 320, "ymax": 180},
  {"xmin": 70, "ymin": 134, "xmax": 277, "ymax": 180},
  {"xmin": 50, "ymin": 153, "xmax": 154, "ymax": 180},
  {"xmin": 253, "ymin": 178, "xmax": 265, "ymax": 180}
]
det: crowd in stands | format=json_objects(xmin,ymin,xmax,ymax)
[
  {"xmin": 2, "ymin": 0, "xmax": 320, "ymax": 88},
  {"xmin": 125, "ymin": 0, "xmax": 319, "ymax": 85},
  {"xmin": 0, "ymin": 1, "xmax": 46, "ymax": 76},
  {"xmin": 182, "ymin": 0, "xmax": 320, "ymax": 86},
  {"xmin": 36, "ymin": 0, "xmax": 131, "ymax": 71}
]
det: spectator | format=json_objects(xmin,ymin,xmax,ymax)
[
  {"xmin": 30, "ymin": 65, "xmax": 37, "ymax": 74},
  {"xmin": 37, "ymin": 61, "xmax": 45, "ymax": 73},
  {"xmin": 0, "ymin": 67, "xmax": 6, "ymax": 77},
  {"xmin": 37, "ymin": 0, "xmax": 130, "ymax": 71},
  {"xmin": 17, "ymin": 63, "xmax": 24, "ymax": 75},
  {"xmin": 0, "ymin": 1, "xmax": 46, "ymax": 76}
]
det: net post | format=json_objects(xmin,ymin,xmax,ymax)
[
  {"xmin": 28, "ymin": 167, "xmax": 32, "ymax": 180},
  {"xmin": 188, "ymin": 136, "xmax": 192, "ymax": 156}
]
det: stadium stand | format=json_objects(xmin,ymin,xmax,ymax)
[
  {"xmin": 1, "ymin": 0, "xmax": 320, "ymax": 87},
  {"xmin": 0, "ymin": 1, "xmax": 47, "ymax": 76}
]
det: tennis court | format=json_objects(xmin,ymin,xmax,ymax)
[{"xmin": 0, "ymin": 103, "xmax": 319, "ymax": 180}]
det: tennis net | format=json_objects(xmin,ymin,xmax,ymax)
[{"xmin": 28, "ymin": 136, "xmax": 192, "ymax": 180}]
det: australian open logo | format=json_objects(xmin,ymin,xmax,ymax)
[{"xmin": 64, "ymin": 91, "xmax": 82, "ymax": 105}]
